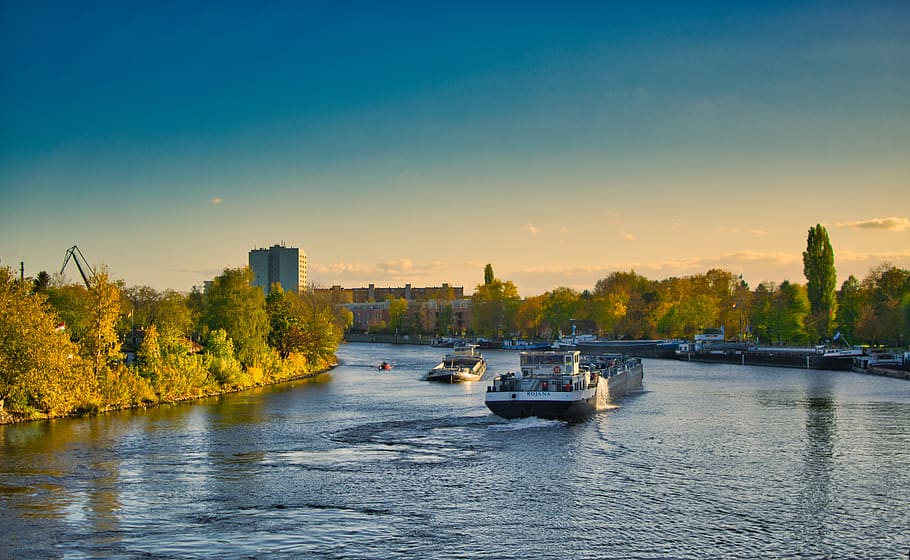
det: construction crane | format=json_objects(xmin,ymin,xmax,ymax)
[{"xmin": 60, "ymin": 245, "xmax": 96, "ymax": 289}]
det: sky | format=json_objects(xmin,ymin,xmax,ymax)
[{"xmin": 2, "ymin": 1, "xmax": 909, "ymax": 297}]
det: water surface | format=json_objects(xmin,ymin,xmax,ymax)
[{"xmin": 2, "ymin": 343, "xmax": 908, "ymax": 558}]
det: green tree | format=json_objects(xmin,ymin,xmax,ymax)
[
  {"xmin": 45, "ymin": 283, "xmax": 93, "ymax": 343},
  {"xmin": 203, "ymin": 267, "xmax": 269, "ymax": 367},
  {"xmin": 154, "ymin": 290, "xmax": 194, "ymax": 353},
  {"xmin": 652, "ymin": 276, "xmax": 717, "ymax": 339},
  {"xmin": 802, "ymin": 224, "xmax": 837, "ymax": 337},
  {"xmin": 835, "ymin": 275, "xmax": 863, "ymax": 343},
  {"xmin": 775, "ymin": 281, "xmax": 810, "ymax": 345},
  {"xmin": 266, "ymin": 286, "xmax": 308, "ymax": 359},
  {"xmin": 203, "ymin": 329, "xmax": 243, "ymax": 386},
  {"xmin": 592, "ymin": 270, "xmax": 654, "ymax": 338},
  {"xmin": 388, "ymin": 297, "xmax": 408, "ymax": 333},
  {"xmin": 81, "ymin": 269, "xmax": 126, "ymax": 374},
  {"xmin": 472, "ymin": 267, "xmax": 520, "ymax": 338},
  {"xmin": 32, "ymin": 271, "xmax": 51, "ymax": 293},
  {"xmin": 855, "ymin": 264, "xmax": 910, "ymax": 346},
  {"xmin": 0, "ymin": 266, "xmax": 91, "ymax": 416},
  {"xmin": 484, "ymin": 264, "xmax": 495, "ymax": 286},
  {"xmin": 296, "ymin": 289, "xmax": 345, "ymax": 368},
  {"xmin": 541, "ymin": 287, "xmax": 580, "ymax": 337},
  {"xmin": 123, "ymin": 285, "xmax": 160, "ymax": 332},
  {"xmin": 515, "ymin": 295, "xmax": 545, "ymax": 339},
  {"xmin": 748, "ymin": 283, "xmax": 776, "ymax": 343},
  {"xmin": 137, "ymin": 324, "xmax": 163, "ymax": 372},
  {"xmin": 437, "ymin": 303, "xmax": 454, "ymax": 335}
]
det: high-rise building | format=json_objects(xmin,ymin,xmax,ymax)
[{"xmin": 248, "ymin": 243, "xmax": 307, "ymax": 295}]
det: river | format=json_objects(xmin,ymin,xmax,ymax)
[{"xmin": 1, "ymin": 343, "xmax": 909, "ymax": 559}]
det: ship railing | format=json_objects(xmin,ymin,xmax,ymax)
[{"xmin": 487, "ymin": 374, "xmax": 583, "ymax": 392}]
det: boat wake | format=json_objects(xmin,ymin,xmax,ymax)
[{"xmin": 487, "ymin": 417, "xmax": 565, "ymax": 431}]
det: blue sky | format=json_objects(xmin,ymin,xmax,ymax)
[{"xmin": 2, "ymin": 2, "xmax": 908, "ymax": 296}]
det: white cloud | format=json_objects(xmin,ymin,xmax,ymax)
[
  {"xmin": 718, "ymin": 226, "xmax": 769, "ymax": 236},
  {"xmin": 836, "ymin": 248, "xmax": 910, "ymax": 262},
  {"xmin": 307, "ymin": 245, "xmax": 910, "ymax": 297},
  {"xmin": 836, "ymin": 217, "xmax": 910, "ymax": 232},
  {"xmin": 311, "ymin": 259, "xmax": 485, "ymax": 287},
  {"xmin": 211, "ymin": 197, "xmax": 223, "ymax": 205}
]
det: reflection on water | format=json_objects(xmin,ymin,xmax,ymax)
[
  {"xmin": 1, "ymin": 345, "xmax": 909, "ymax": 559},
  {"xmin": 799, "ymin": 375, "xmax": 837, "ymax": 547}
]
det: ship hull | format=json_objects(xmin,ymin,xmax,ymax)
[
  {"xmin": 576, "ymin": 340, "xmax": 679, "ymax": 358},
  {"xmin": 485, "ymin": 365, "xmax": 643, "ymax": 420},
  {"xmin": 676, "ymin": 348, "xmax": 856, "ymax": 371},
  {"xmin": 485, "ymin": 386, "xmax": 600, "ymax": 420},
  {"xmin": 426, "ymin": 369, "xmax": 485, "ymax": 383}
]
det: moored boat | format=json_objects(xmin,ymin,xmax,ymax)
[
  {"xmin": 852, "ymin": 351, "xmax": 903, "ymax": 372},
  {"xmin": 674, "ymin": 329, "xmax": 863, "ymax": 371},
  {"xmin": 485, "ymin": 350, "xmax": 643, "ymax": 420},
  {"xmin": 575, "ymin": 338, "xmax": 682, "ymax": 358},
  {"xmin": 426, "ymin": 344, "xmax": 487, "ymax": 383}
]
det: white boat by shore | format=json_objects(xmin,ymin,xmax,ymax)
[{"xmin": 426, "ymin": 344, "xmax": 487, "ymax": 383}]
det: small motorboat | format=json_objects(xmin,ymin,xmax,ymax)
[{"xmin": 378, "ymin": 361, "xmax": 393, "ymax": 371}]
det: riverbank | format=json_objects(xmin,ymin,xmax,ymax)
[
  {"xmin": 0, "ymin": 361, "xmax": 337, "ymax": 425},
  {"xmin": 344, "ymin": 333, "xmax": 437, "ymax": 345}
]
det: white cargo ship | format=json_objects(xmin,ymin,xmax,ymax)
[{"xmin": 485, "ymin": 350, "xmax": 643, "ymax": 420}]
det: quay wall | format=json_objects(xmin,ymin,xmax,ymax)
[{"xmin": 344, "ymin": 333, "xmax": 436, "ymax": 345}]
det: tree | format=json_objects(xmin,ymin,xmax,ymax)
[
  {"xmin": 437, "ymin": 303, "xmax": 454, "ymax": 335},
  {"xmin": 472, "ymin": 266, "xmax": 520, "ymax": 338},
  {"xmin": 154, "ymin": 290, "xmax": 194, "ymax": 351},
  {"xmin": 775, "ymin": 281, "xmax": 810, "ymax": 345},
  {"xmin": 266, "ymin": 286, "xmax": 305, "ymax": 359},
  {"xmin": 137, "ymin": 324, "xmax": 163, "ymax": 372},
  {"xmin": 748, "ymin": 283, "xmax": 776, "ymax": 343},
  {"xmin": 388, "ymin": 297, "xmax": 408, "ymax": 333},
  {"xmin": 45, "ymin": 283, "xmax": 93, "ymax": 343},
  {"xmin": 484, "ymin": 264, "xmax": 495, "ymax": 286},
  {"xmin": 203, "ymin": 329, "xmax": 243, "ymax": 386},
  {"xmin": 515, "ymin": 295, "xmax": 545, "ymax": 339},
  {"xmin": 0, "ymin": 266, "xmax": 90, "ymax": 416},
  {"xmin": 592, "ymin": 270, "xmax": 654, "ymax": 338},
  {"xmin": 835, "ymin": 275, "xmax": 863, "ymax": 343},
  {"xmin": 32, "ymin": 271, "xmax": 51, "ymax": 293},
  {"xmin": 203, "ymin": 267, "xmax": 269, "ymax": 367},
  {"xmin": 652, "ymin": 276, "xmax": 718, "ymax": 339},
  {"xmin": 123, "ymin": 285, "xmax": 161, "ymax": 332},
  {"xmin": 81, "ymin": 269, "xmax": 126, "ymax": 374},
  {"xmin": 541, "ymin": 287, "xmax": 580, "ymax": 338},
  {"xmin": 803, "ymin": 224, "xmax": 837, "ymax": 337},
  {"xmin": 296, "ymin": 289, "xmax": 346, "ymax": 368},
  {"xmin": 855, "ymin": 264, "xmax": 910, "ymax": 346}
]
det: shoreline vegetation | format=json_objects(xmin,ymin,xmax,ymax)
[
  {"xmin": 0, "ymin": 365, "xmax": 336, "ymax": 426},
  {"xmin": 3, "ymin": 226, "xmax": 909, "ymax": 425},
  {"xmin": 0, "ymin": 265, "xmax": 349, "ymax": 425}
]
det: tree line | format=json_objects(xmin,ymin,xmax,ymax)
[
  {"xmin": 459, "ymin": 228, "xmax": 908, "ymax": 347},
  {"xmin": 1, "ymin": 266, "xmax": 350, "ymax": 422}
]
